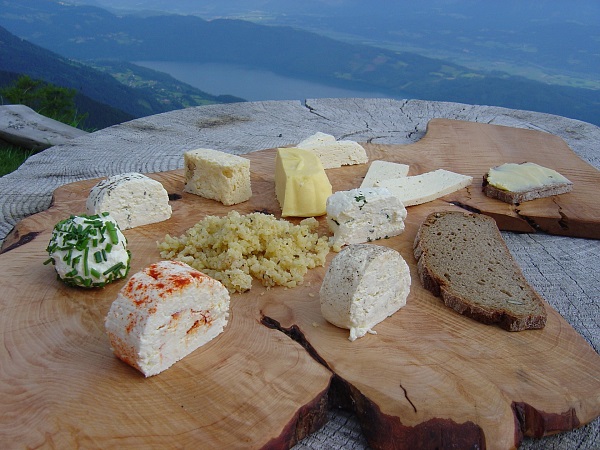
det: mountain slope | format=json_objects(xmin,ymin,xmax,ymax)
[
  {"xmin": 0, "ymin": 24, "xmax": 245, "ymax": 129},
  {"xmin": 1, "ymin": 0, "xmax": 599, "ymax": 126}
]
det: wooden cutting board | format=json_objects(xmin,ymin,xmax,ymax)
[{"xmin": 2, "ymin": 119, "xmax": 599, "ymax": 449}]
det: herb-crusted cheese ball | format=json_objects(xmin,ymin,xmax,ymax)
[
  {"xmin": 45, "ymin": 213, "xmax": 131, "ymax": 288},
  {"xmin": 184, "ymin": 148, "xmax": 252, "ymax": 206},
  {"xmin": 86, "ymin": 172, "xmax": 172, "ymax": 230}
]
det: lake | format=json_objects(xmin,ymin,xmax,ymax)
[{"xmin": 135, "ymin": 61, "xmax": 403, "ymax": 101}]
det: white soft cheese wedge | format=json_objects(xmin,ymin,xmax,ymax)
[
  {"xmin": 376, "ymin": 169, "xmax": 473, "ymax": 206},
  {"xmin": 297, "ymin": 132, "xmax": 368, "ymax": 169},
  {"xmin": 320, "ymin": 244, "xmax": 411, "ymax": 341},
  {"xmin": 86, "ymin": 172, "xmax": 172, "ymax": 230},
  {"xmin": 326, "ymin": 187, "xmax": 407, "ymax": 252},
  {"xmin": 360, "ymin": 160, "xmax": 410, "ymax": 188},
  {"xmin": 297, "ymin": 131, "xmax": 337, "ymax": 147},
  {"xmin": 105, "ymin": 260, "xmax": 230, "ymax": 377}
]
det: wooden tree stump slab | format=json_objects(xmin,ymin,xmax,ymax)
[{"xmin": 1, "ymin": 119, "xmax": 599, "ymax": 449}]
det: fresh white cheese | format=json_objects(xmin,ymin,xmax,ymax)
[
  {"xmin": 320, "ymin": 244, "xmax": 411, "ymax": 341},
  {"xmin": 45, "ymin": 213, "xmax": 130, "ymax": 288},
  {"xmin": 184, "ymin": 148, "xmax": 252, "ymax": 206},
  {"xmin": 360, "ymin": 160, "xmax": 410, "ymax": 188},
  {"xmin": 376, "ymin": 169, "xmax": 473, "ymax": 206},
  {"xmin": 326, "ymin": 187, "xmax": 407, "ymax": 252},
  {"xmin": 296, "ymin": 132, "xmax": 368, "ymax": 169},
  {"xmin": 105, "ymin": 260, "xmax": 230, "ymax": 377},
  {"xmin": 297, "ymin": 131, "xmax": 336, "ymax": 147},
  {"xmin": 86, "ymin": 172, "xmax": 172, "ymax": 230}
]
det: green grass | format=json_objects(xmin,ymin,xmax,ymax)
[{"xmin": 0, "ymin": 143, "xmax": 37, "ymax": 177}]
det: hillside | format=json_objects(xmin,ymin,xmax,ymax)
[
  {"xmin": 1, "ymin": 0, "xmax": 600, "ymax": 126},
  {"xmin": 0, "ymin": 25, "xmax": 245, "ymax": 129},
  {"xmin": 0, "ymin": 70, "xmax": 133, "ymax": 130}
]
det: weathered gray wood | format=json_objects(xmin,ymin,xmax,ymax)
[
  {"xmin": 0, "ymin": 104, "xmax": 88, "ymax": 150},
  {"xmin": 0, "ymin": 98, "xmax": 598, "ymax": 449}
]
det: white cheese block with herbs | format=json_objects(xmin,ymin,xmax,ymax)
[
  {"xmin": 105, "ymin": 260, "xmax": 230, "ymax": 377},
  {"xmin": 320, "ymin": 244, "xmax": 411, "ymax": 341},
  {"xmin": 360, "ymin": 160, "xmax": 410, "ymax": 188},
  {"xmin": 376, "ymin": 169, "xmax": 473, "ymax": 206},
  {"xmin": 297, "ymin": 132, "xmax": 368, "ymax": 169},
  {"xmin": 45, "ymin": 212, "xmax": 131, "ymax": 288},
  {"xmin": 184, "ymin": 148, "xmax": 252, "ymax": 206},
  {"xmin": 326, "ymin": 187, "xmax": 407, "ymax": 252},
  {"xmin": 86, "ymin": 172, "xmax": 172, "ymax": 230}
]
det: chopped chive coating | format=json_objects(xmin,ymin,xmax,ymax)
[{"xmin": 45, "ymin": 213, "xmax": 131, "ymax": 288}]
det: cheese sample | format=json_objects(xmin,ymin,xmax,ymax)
[
  {"xmin": 360, "ymin": 160, "xmax": 410, "ymax": 188},
  {"xmin": 275, "ymin": 147, "xmax": 332, "ymax": 217},
  {"xmin": 105, "ymin": 260, "xmax": 230, "ymax": 377},
  {"xmin": 376, "ymin": 169, "xmax": 473, "ymax": 206},
  {"xmin": 486, "ymin": 162, "xmax": 571, "ymax": 191},
  {"xmin": 297, "ymin": 131, "xmax": 336, "ymax": 147},
  {"xmin": 326, "ymin": 187, "xmax": 407, "ymax": 252},
  {"xmin": 45, "ymin": 212, "xmax": 131, "ymax": 288},
  {"xmin": 184, "ymin": 148, "xmax": 252, "ymax": 206},
  {"xmin": 296, "ymin": 132, "xmax": 368, "ymax": 169},
  {"xmin": 320, "ymin": 244, "xmax": 411, "ymax": 341},
  {"xmin": 86, "ymin": 172, "xmax": 172, "ymax": 230}
]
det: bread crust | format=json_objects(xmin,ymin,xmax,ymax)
[{"xmin": 413, "ymin": 211, "xmax": 547, "ymax": 331}]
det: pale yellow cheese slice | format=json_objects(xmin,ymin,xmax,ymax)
[
  {"xmin": 360, "ymin": 160, "xmax": 410, "ymax": 188},
  {"xmin": 376, "ymin": 169, "xmax": 472, "ymax": 206}
]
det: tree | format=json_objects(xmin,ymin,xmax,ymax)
[{"xmin": 0, "ymin": 75, "xmax": 87, "ymax": 126}]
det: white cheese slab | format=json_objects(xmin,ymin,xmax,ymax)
[
  {"xmin": 376, "ymin": 169, "xmax": 473, "ymax": 206},
  {"xmin": 360, "ymin": 160, "xmax": 410, "ymax": 188}
]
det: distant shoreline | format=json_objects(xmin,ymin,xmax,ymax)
[{"xmin": 134, "ymin": 60, "xmax": 406, "ymax": 102}]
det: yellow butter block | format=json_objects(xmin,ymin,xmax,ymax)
[{"xmin": 275, "ymin": 147, "xmax": 332, "ymax": 217}]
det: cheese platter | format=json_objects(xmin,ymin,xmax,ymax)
[{"xmin": 1, "ymin": 119, "xmax": 599, "ymax": 449}]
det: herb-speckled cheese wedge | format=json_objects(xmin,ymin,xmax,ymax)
[
  {"xmin": 86, "ymin": 172, "xmax": 172, "ymax": 230},
  {"xmin": 326, "ymin": 187, "xmax": 407, "ymax": 252},
  {"xmin": 320, "ymin": 244, "xmax": 411, "ymax": 341},
  {"xmin": 45, "ymin": 212, "xmax": 131, "ymax": 288}
]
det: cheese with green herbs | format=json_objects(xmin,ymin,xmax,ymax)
[
  {"xmin": 45, "ymin": 213, "xmax": 131, "ymax": 288},
  {"xmin": 86, "ymin": 172, "xmax": 172, "ymax": 230},
  {"xmin": 326, "ymin": 187, "xmax": 407, "ymax": 252}
]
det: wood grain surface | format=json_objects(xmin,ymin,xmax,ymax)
[{"xmin": 1, "ymin": 119, "xmax": 599, "ymax": 449}]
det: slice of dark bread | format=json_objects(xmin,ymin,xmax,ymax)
[
  {"xmin": 482, "ymin": 162, "xmax": 573, "ymax": 204},
  {"xmin": 413, "ymin": 211, "xmax": 547, "ymax": 331}
]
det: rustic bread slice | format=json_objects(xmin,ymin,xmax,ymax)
[
  {"xmin": 413, "ymin": 211, "xmax": 547, "ymax": 331},
  {"xmin": 482, "ymin": 162, "xmax": 573, "ymax": 204}
]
